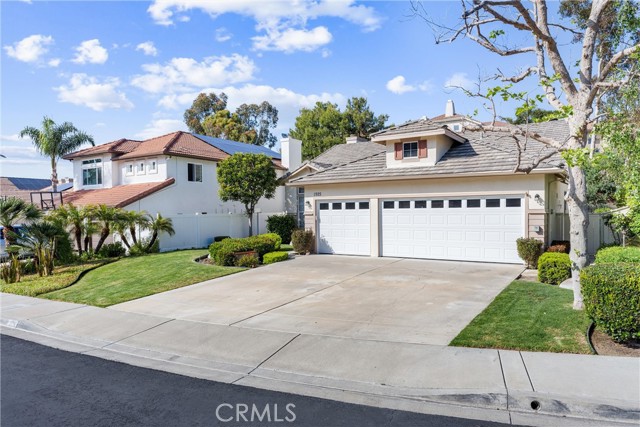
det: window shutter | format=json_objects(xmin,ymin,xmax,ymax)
[
  {"xmin": 394, "ymin": 142, "xmax": 403, "ymax": 160},
  {"xmin": 418, "ymin": 141, "xmax": 427, "ymax": 158}
]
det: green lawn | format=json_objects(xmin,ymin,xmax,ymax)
[
  {"xmin": 1, "ymin": 260, "xmax": 109, "ymax": 297},
  {"xmin": 450, "ymin": 280, "xmax": 592, "ymax": 354},
  {"xmin": 42, "ymin": 250, "xmax": 243, "ymax": 307}
]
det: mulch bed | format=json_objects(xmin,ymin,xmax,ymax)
[{"xmin": 591, "ymin": 328, "xmax": 640, "ymax": 357}]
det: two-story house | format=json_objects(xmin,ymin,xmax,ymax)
[
  {"xmin": 286, "ymin": 101, "xmax": 571, "ymax": 264},
  {"xmin": 63, "ymin": 131, "xmax": 302, "ymax": 251}
]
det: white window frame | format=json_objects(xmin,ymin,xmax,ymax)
[
  {"xmin": 187, "ymin": 163, "xmax": 203, "ymax": 182},
  {"xmin": 125, "ymin": 163, "xmax": 134, "ymax": 176},
  {"xmin": 148, "ymin": 159, "xmax": 158, "ymax": 174},
  {"xmin": 402, "ymin": 141, "xmax": 418, "ymax": 158},
  {"xmin": 136, "ymin": 161, "xmax": 146, "ymax": 175},
  {"xmin": 81, "ymin": 158, "xmax": 102, "ymax": 186}
]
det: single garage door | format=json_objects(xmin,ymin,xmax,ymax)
[
  {"xmin": 318, "ymin": 200, "xmax": 371, "ymax": 256},
  {"xmin": 381, "ymin": 197, "xmax": 524, "ymax": 263}
]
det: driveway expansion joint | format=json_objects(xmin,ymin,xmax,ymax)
[{"xmin": 519, "ymin": 351, "xmax": 536, "ymax": 392}]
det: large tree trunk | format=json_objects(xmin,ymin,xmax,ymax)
[
  {"xmin": 74, "ymin": 227, "xmax": 83, "ymax": 255},
  {"xmin": 566, "ymin": 165, "xmax": 590, "ymax": 309}
]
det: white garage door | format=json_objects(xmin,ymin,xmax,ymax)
[
  {"xmin": 381, "ymin": 197, "xmax": 524, "ymax": 263},
  {"xmin": 317, "ymin": 200, "xmax": 371, "ymax": 256}
]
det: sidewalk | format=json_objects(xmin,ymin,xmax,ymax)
[{"xmin": 2, "ymin": 293, "xmax": 639, "ymax": 427}]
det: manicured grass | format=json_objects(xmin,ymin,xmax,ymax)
[
  {"xmin": 42, "ymin": 250, "xmax": 243, "ymax": 307},
  {"xmin": 450, "ymin": 280, "xmax": 591, "ymax": 354},
  {"xmin": 1, "ymin": 261, "xmax": 108, "ymax": 297}
]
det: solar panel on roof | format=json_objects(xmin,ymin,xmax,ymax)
[
  {"xmin": 6, "ymin": 177, "xmax": 51, "ymax": 190},
  {"xmin": 193, "ymin": 134, "xmax": 281, "ymax": 159}
]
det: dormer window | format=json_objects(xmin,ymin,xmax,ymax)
[{"xmin": 403, "ymin": 142, "xmax": 418, "ymax": 158}]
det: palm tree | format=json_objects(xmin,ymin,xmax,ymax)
[
  {"xmin": 15, "ymin": 220, "xmax": 66, "ymax": 276},
  {"xmin": 92, "ymin": 205, "xmax": 123, "ymax": 254},
  {"xmin": 145, "ymin": 213, "xmax": 175, "ymax": 251},
  {"xmin": 121, "ymin": 210, "xmax": 149, "ymax": 246},
  {"xmin": 0, "ymin": 197, "xmax": 42, "ymax": 245},
  {"xmin": 20, "ymin": 117, "xmax": 94, "ymax": 192},
  {"xmin": 50, "ymin": 203, "xmax": 91, "ymax": 255}
]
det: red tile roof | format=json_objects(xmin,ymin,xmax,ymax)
[{"xmin": 62, "ymin": 178, "xmax": 175, "ymax": 208}]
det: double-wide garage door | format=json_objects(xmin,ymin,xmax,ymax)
[
  {"xmin": 317, "ymin": 196, "xmax": 524, "ymax": 263},
  {"xmin": 381, "ymin": 197, "xmax": 524, "ymax": 263}
]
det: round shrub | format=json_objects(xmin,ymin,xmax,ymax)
[
  {"xmin": 54, "ymin": 231, "xmax": 76, "ymax": 264},
  {"xmin": 516, "ymin": 237, "xmax": 543, "ymax": 268},
  {"xmin": 595, "ymin": 246, "xmax": 640, "ymax": 264},
  {"xmin": 209, "ymin": 238, "xmax": 251, "ymax": 266},
  {"xmin": 98, "ymin": 242, "xmax": 126, "ymax": 258},
  {"xmin": 266, "ymin": 215, "xmax": 297, "ymax": 244},
  {"xmin": 538, "ymin": 252, "xmax": 571, "ymax": 285},
  {"xmin": 263, "ymin": 251, "xmax": 289, "ymax": 264},
  {"xmin": 582, "ymin": 263, "xmax": 640, "ymax": 343},
  {"xmin": 235, "ymin": 254, "xmax": 259, "ymax": 268},
  {"xmin": 291, "ymin": 229, "xmax": 314, "ymax": 254}
]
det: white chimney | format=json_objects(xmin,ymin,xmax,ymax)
[
  {"xmin": 445, "ymin": 99, "xmax": 456, "ymax": 117},
  {"xmin": 346, "ymin": 136, "xmax": 369, "ymax": 144},
  {"xmin": 280, "ymin": 137, "xmax": 302, "ymax": 171}
]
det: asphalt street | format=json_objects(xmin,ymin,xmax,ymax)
[{"xmin": 1, "ymin": 334, "xmax": 518, "ymax": 427}]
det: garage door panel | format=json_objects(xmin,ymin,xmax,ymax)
[
  {"xmin": 382, "ymin": 197, "xmax": 524, "ymax": 263},
  {"xmin": 318, "ymin": 200, "xmax": 371, "ymax": 256}
]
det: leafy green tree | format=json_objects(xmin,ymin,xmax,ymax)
[
  {"xmin": 184, "ymin": 92, "xmax": 228, "ymax": 134},
  {"xmin": 0, "ymin": 197, "xmax": 41, "ymax": 245},
  {"xmin": 290, "ymin": 97, "xmax": 388, "ymax": 160},
  {"xmin": 236, "ymin": 101, "xmax": 279, "ymax": 148},
  {"xmin": 202, "ymin": 110, "xmax": 253, "ymax": 142},
  {"xmin": 145, "ymin": 213, "xmax": 175, "ymax": 251},
  {"xmin": 217, "ymin": 153, "xmax": 278, "ymax": 236},
  {"xmin": 505, "ymin": 107, "xmax": 557, "ymax": 125},
  {"xmin": 343, "ymin": 97, "xmax": 388, "ymax": 138},
  {"xmin": 20, "ymin": 117, "xmax": 94, "ymax": 192}
]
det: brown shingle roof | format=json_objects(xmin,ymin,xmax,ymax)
[{"xmin": 62, "ymin": 178, "xmax": 175, "ymax": 208}]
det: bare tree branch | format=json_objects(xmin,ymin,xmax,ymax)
[{"xmin": 597, "ymin": 43, "xmax": 640, "ymax": 83}]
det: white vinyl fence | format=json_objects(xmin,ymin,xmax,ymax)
[{"xmin": 587, "ymin": 213, "xmax": 617, "ymax": 255}]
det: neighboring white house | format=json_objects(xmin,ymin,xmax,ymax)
[
  {"xmin": 286, "ymin": 101, "xmax": 573, "ymax": 264},
  {"xmin": 62, "ymin": 131, "xmax": 302, "ymax": 251}
]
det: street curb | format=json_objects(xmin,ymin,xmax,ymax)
[{"xmin": 1, "ymin": 321, "xmax": 638, "ymax": 427}]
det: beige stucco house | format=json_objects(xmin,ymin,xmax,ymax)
[{"xmin": 286, "ymin": 102, "xmax": 570, "ymax": 264}]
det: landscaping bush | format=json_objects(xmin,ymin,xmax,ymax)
[
  {"xmin": 263, "ymin": 251, "xmax": 289, "ymax": 264},
  {"xmin": 266, "ymin": 215, "xmax": 297, "ymax": 244},
  {"xmin": 516, "ymin": 237, "xmax": 543, "ymax": 268},
  {"xmin": 208, "ymin": 233, "xmax": 281, "ymax": 266},
  {"xmin": 595, "ymin": 246, "xmax": 640, "ymax": 264},
  {"xmin": 54, "ymin": 231, "xmax": 76, "ymax": 264},
  {"xmin": 214, "ymin": 236, "xmax": 230, "ymax": 242},
  {"xmin": 537, "ymin": 252, "xmax": 571, "ymax": 285},
  {"xmin": 98, "ymin": 242, "xmax": 126, "ymax": 258},
  {"xmin": 235, "ymin": 254, "xmax": 259, "ymax": 268},
  {"xmin": 582, "ymin": 263, "xmax": 640, "ymax": 343},
  {"xmin": 291, "ymin": 229, "xmax": 314, "ymax": 254}
]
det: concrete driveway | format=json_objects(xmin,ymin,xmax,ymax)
[{"xmin": 111, "ymin": 255, "xmax": 523, "ymax": 345}]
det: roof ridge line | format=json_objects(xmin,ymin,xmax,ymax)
[{"xmin": 162, "ymin": 131, "xmax": 184, "ymax": 154}]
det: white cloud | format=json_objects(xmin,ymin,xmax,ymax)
[
  {"xmin": 131, "ymin": 54, "xmax": 256, "ymax": 94},
  {"xmin": 4, "ymin": 34, "xmax": 53, "ymax": 63},
  {"xmin": 321, "ymin": 48, "xmax": 331, "ymax": 58},
  {"xmin": 215, "ymin": 27, "xmax": 232, "ymax": 42},
  {"xmin": 445, "ymin": 72, "xmax": 474, "ymax": 90},
  {"xmin": 147, "ymin": 0, "xmax": 381, "ymax": 52},
  {"xmin": 386, "ymin": 75, "xmax": 415, "ymax": 95},
  {"xmin": 55, "ymin": 73, "xmax": 134, "ymax": 111},
  {"xmin": 135, "ymin": 118, "xmax": 187, "ymax": 140},
  {"xmin": 0, "ymin": 134, "xmax": 24, "ymax": 142},
  {"xmin": 48, "ymin": 58, "xmax": 61, "ymax": 67},
  {"xmin": 136, "ymin": 41, "xmax": 158, "ymax": 56},
  {"xmin": 72, "ymin": 39, "xmax": 108, "ymax": 64},
  {"xmin": 252, "ymin": 26, "xmax": 332, "ymax": 53}
]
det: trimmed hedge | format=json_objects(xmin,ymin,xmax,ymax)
[
  {"xmin": 263, "ymin": 251, "xmax": 289, "ymax": 264},
  {"xmin": 98, "ymin": 242, "xmax": 126, "ymax": 258},
  {"xmin": 291, "ymin": 229, "xmax": 314, "ymax": 254},
  {"xmin": 595, "ymin": 246, "xmax": 640, "ymax": 264},
  {"xmin": 208, "ymin": 233, "xmax": 281, "ymax": 266},
  {"xmin": 266, "ymin": 214, "xmax": 297, "ymax": 244},
  {"xmin": 582, "ymin": 263, "xmax": 640, "ymax": 343},
  {"xmin": 516, "ymin": 237, "xmax": 543, "ymax": 268},
  {"xmin": 236, "ymin": 254, "xmax": 259, "ymax": 268},
  {"xmin": 538, "ymin": 252, "xmax": 571, "ymax": 285}
]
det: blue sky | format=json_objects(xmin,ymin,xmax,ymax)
[{"xmin": 1, "ymin": 0, "xmax": 574, "ymax": 179}]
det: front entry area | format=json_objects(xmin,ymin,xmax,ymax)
[
  {"xmin": 381, "ymin": 197, "xmax": 524, "ymax": 263},
  {"xmin": 317, "ymin": 200, "xmax": 371, "ymax": 256}
]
